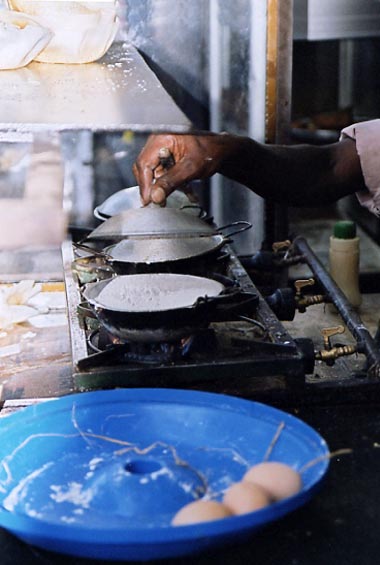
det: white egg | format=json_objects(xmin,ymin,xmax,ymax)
[
  {"xmin": 243, "ymin": 461, "xmax": 302, "ymax": 501},
  {"xmin": 222, "ymin": 481, "xmax": 270, "ymax": 515},
  {"xmin": 171, "ymin": 499, "xmax": 232, "ymax": 526}
]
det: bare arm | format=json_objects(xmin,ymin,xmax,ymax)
[{"xmin": 133, "ymin": 132, "xmax": 365, "ymax": 207}]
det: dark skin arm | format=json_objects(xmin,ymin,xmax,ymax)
[{"xmin": 133, "ymin": 131, "xmax": 366, "ymax": 207}]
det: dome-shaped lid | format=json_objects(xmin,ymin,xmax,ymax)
[{"xmin": 87, "ymin": 207, "xmax": 216, "ymax": 241}]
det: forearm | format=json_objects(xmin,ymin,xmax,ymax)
[
  {"xmin": 134, "ymin": 131, "xmax": 365, "ymax": 206},
  {"xmin": 218, "ymin": 135, "xmax": 365, "ymax": 207}
]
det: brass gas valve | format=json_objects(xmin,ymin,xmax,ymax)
[
  {"xmin": 271, "ymin": 240, "xmax": 304, "ymax": 266},
  {"xmin": 272, "ymin": 240, "xmax": 292, "ymax": 254},
  {"xmin": 294, "ymin": 278, "xmax": 327, "ymax": 313},
  {"xmin": 315, "ymin": 325, "xmax": 358, "ymax": 366}
]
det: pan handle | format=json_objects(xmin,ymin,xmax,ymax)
[
  {"xmin": 158, "ymin": 147, "xmax": 200, "ymax": 208},
  {"xmin": 77, "ymin": 302, "xmax": 98, "ymax": 319},
  {"xmin": 72, "ymin": 257, "xmax": 116, "ymax": 283},
  {"xmin": 179, "ymin": 204, "xmax": 207, "ymax": 219},
  {"xmin": 158, "ymin": 147, "xmax": 176, "ymax": 169},
  {"xmin": 194, "ymin": 287, "xmax": 256, "ymax": 308},
  {"xmin": 217, "ymin": 221, "xmax": 252, "ymax": 238},
  {"xmin": 73, "ymin": 241, "xmax": 113, "ymax": 261},
  {"xmin": 202, "ymin": 291, "xmax": 260, "ymax": 320}
]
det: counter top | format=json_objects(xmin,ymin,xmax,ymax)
[{"xmin": 0, "ymin": 282, "xmax": 73, "ymax": 401}]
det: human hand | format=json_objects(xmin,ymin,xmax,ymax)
[{"xmin": 133, "ymin": 132, "xmax": 230, "ymax": 206}]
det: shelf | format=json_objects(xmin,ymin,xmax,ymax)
[{"xmin": 0, "ymin": 42, "xmax": 191, "ymax": 133}]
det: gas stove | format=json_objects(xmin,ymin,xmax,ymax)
[{"xmin": 62, "ymin": 235, "xmax": 380, "ymax": 400}]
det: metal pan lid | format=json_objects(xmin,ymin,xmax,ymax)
[
  {"xmin": 87, "ymin": 207, "xmax": 216, "ymax": 241},
  {"xmin": 94, "ymin": 185, "xmax": 201, "ymax": 220}
]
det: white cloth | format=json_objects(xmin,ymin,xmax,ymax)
[{"xmin": 340, "ymin": 119, "xmax": 380, "ymax": 217}]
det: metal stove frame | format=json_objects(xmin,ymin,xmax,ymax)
[{"xmin": 62, "ymin": 240, "xmax": 314, "ymax": 392}]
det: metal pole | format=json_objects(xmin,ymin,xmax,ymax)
[
  {"xmin": 293, "ymin": 236, "xmax": 380, "ymax": 377},
  {"xmin": 264, "ymin": 0, "xmax": 293, "ymax": 250},
  {"xmin": 209, "ymin": 0, "xmax": 223, "ymax": 225}
]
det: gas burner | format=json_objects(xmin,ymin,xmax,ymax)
[
  {"xmin": 86, "ymin": 327, "xmax": 218, "ymax": 365},
  {"xmin": 94, "ymin": 323, "xmax": 213, "ymax": 345}
]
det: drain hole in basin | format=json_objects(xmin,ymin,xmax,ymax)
[{"xmin": 125, "ymin": 459, "xmax": 162, "ymax": 474}]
